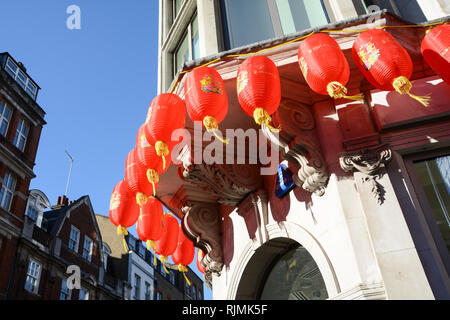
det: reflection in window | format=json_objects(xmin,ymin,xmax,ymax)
[
  {"xmin": 222, "ymin": 0, "xmax": 275, "ymax": 49},
  {"xmin": 275, "ymin": 0, "xmax": 328, "ymax": 35},
  {"xmin": 174, "ymin": 0, "xmax": 183, "ymax": 19},
  {"xmin": 0, "ymin": 171, "xmax": 16, "ymax": 211},
  {"xmin": 25, "ymin": 259, "xmax": 41, "ymax": 294},
  {"xmin": 0, "ymin": 102, "xmax": 12, "ymax": 137},
  {"xmin": 414, "ymin": 155, "xmax": 450, "ymax": 253},
  {"xmin": 173, "ymin": 14, "xmax": 199, "ymax": 77},
  {"xmin": 260, "ymin": 246, "xmax": 328, "ymax": 300},
  {"xmin": 13, "ymin": 119, "xmax": 30, "ymax": 152},
  {"xmin": 221, "ymin": 0, "xmax": 329, "ymax": 49}
]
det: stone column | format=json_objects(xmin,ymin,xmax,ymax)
[{"xmin": 340, "ymin": 146, "xmax": 435, "ymax": 299}]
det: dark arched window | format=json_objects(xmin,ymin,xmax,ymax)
[{"xmin": 260, "ymin": 246, "xmax": 328, "ymax": 300}]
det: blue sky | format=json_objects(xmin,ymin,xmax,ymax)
[{"xmin": 0, "ymin": 0, "xmax": 212, "ymax": 300}]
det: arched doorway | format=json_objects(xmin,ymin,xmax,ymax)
[{"xmin": 235, "ymin": 238, "xmax": 329, "ymax": 300}]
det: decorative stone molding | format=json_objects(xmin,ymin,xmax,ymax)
[
  {"xmin": 339, "ymin": 145, "xmax": 393, "ymax": 205},
  {"xmin": 180, "ymin": 162, "xmax": 262, "ymax": 206},
  {"xmin": 263, "ymin": 99, "xmax": 329, "ymax": 196},
  {"xmin": 181, "ymin": 202, "xmax": 223, "ymax": 282},
  {"xmin": 340, "ymin": 146, "xmax": 392, "ymax": 175}
]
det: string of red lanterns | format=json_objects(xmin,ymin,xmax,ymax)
[{"xmin": 109, "ymin": 26, "xmax": 447, "ymax": 286}]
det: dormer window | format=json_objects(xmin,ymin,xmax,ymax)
[{"xmin": 4, "ymin": 56, "xmax": 38, "ymax": 100}]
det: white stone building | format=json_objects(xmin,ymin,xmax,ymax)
[{"xmin": 155, "ymin": 0, "xmax": 450, "ymax": 300}]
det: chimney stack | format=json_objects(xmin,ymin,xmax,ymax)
[{"xmin": 51, "ymin": 195, "xmax": 70, "ymax": 210}]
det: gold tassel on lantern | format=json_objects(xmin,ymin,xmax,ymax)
[
  {"xmin": 326, "ymin": 82, "xmax": 365, "ymax": 102},
  {"xmin": 117, "ymin": 226, "xmax": 129, "ymax": 253},
  {"xmin": 155, "ymin": 141, "xmax": 169, "ymax": 170},
  {"xmin": 136, "ymin": 192, "xmax": 148, "ymax": 207},
  {"xmin": 253, "ymin": 108, "xmax": 281, "ymax": 133},
  {"xmin": 146, "ymin": 240, "xmax": 156, "ymax": 252},
  {"xmin": 146, "ymin": 169, "xmax": 159, "ymax": 196},
  {"xmin": 203, "ymin": 116, "xmax": 229, "ymax": 144},
  {"xmin": 392, "ymin": 76, "xmax": 431, "ymax": 107},
  {"xmin": 178, "ymin": 265, "xmax": 192, "ymax": 286},
  {"xmin": 159, "ymin": 255, "xmax": 171, "ymax": 274}
]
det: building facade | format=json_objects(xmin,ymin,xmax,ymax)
[
  {"xmin": 0, "ymin": 52, "xmax": 46, "ymax": 300},
  {"xmin": 155, "ymin": 1, "xmax": 450, "ymax": 300},
  {"xmin": 96, "ymin": 214, "xmax": 204, "ymax": 301},
  {"xmin": 5, "ymin": 194, "xmax": 124, "ymax": 300}
]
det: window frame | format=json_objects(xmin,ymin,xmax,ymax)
[
  {"xmin": 220, "ymin": 0, "xmax": 330, "ymax": 50},
  {"xmin": 402, "ymin": 149, "xmax": 450, "ymax": 275},
  {"xmin": 24, "ymin": 258, "xmax": 42, "ymax": 295},
  {"xmin": 59, "ymin": 278, "xmax": 72, "ymax": 300},
  {"xmin": 144, "ymin": 281, "xmax": 152, "ymax": 300},
  {"xmin": 134, "ymin": 274, "xmax": 141, "ymax": 300},
  {"xmin": 13, "ymin": 118, "xmax": 30, "ymax": 152},
  {"xmin": 0, "ymin": 101, "xmax": 12, "ymax": 137},
  {"xmin": 82, "ymin": 235, "xmax": 93, "ymax": 262},
  {"xmin": 4, "ymin": 57, "xmax": 38, "ymax": 99},
  {"xmin": 173, "ymin": 0, "xmax": 184, "ymax": 21},
  {"xmin": 173, "ymin": 11, "xmax": 199, "ymax": 78},
  {"xmin": 0, "ymin": 171, "xmax": 16, "ymax": 211},
  {"xmin": 69, "ymin": 226, "xmax": 80, "ymax": 253},
  {"xmin": 79, "ymin": 287, "xmax": 90, "ymax": 300}
]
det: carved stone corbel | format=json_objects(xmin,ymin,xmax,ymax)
[
  {"xmin": 180, "ymin": 162, "xmax": 262, "ymax": 206},
  {"xmin": 339, "ymin": 145, "xmax": 393, "ymax": 205},
  {"xmin": 181, "ymin": 202, "xmax": 223, "ymax": 283},
  {"xmin": 263, "ymin": 99, "xmax": 329, "ymax": 196}
]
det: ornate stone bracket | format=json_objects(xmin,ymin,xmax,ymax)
[
  {"xmin": 339, "ymin": 146, "xmax": 393, "ymax": 205},
  {"xmin": 181, "ymin": 163, "xmax": 259, "ymax": 206},
  {"xmin": 263, "ymin": 99, "xmax": 329, "ymax": 196},
  {"xmin": 181, "ymin": 202, "xmax": 223, "ymax": 283}
]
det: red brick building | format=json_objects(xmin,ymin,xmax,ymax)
[
  {"xmin": 5, "ymin": 195, "xmax": 125, "ymax": 300},
  {"xmin": 0, "ymin": 52, "xmax": 46, "ymax": 299}
]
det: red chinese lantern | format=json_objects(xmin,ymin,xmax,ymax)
[
  {"xmin": 109, "ymin": 180, "xmax": 140, "ymax": 252},
  {"xmin": 298, "ymin": 33, "xmax": 364, "ymax": 102},
  {"xmin": 136, "ymin": 196, "xmax": 164, "ymax": 251},
  {"xmin": 184, "ymin": 66, "xmax": 229, "ymax": 143},
  {"xmin": 421, "ymin": 24, "xmax": 450, "ymax": 84},
  {"xmin": 237, "ymin": 55, "xmax": 281, "ymax": 132},
  {"xmin": 352, "ymin": 28, "xmax": 430, "ymax": 107},
  {"xmin": 125, "ymin": 148, "xmax": 159, "ymax": 200},
  {"xmin": 144, "ymin": 93, "xmax": 186, "ymax": 170},
  {"xmin": 136, "ymin": 124, "xmax": 171, "ymax": 178},
  {"xmin": 196, "ymin": 249, "xmax": 206, "ymax": 274},
  {"xmin": 155, "ymin": 213, "xmax": 179, "ymax": 273},
  {"xmin": 172, "ymin": 228, "xmax": 195, "ymax": 286}
]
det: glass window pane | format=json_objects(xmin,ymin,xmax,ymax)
[
  {"xmin": 275, "ymin": 0, "xmax": 329, "ymax": 35},
  {"xmin": 191, "ymin": 15, "xmax": 200, "ymax": 59},
  {"xmin": 174, "ymin": 0, "xmax": 183, "ymax": 18},
  {"xmin": 414, "ymin": 156, "xmax": 450, "ymax": 253},
  {"xmin": 222, "ymin": 0, "xmax": 275, "ymax": 49},
  {"xmin": 175, "ymin": 33, "xmax": 190, "ymax": 74},
  {"xmin": 27, "ymin": 82, "xmax": 37, "ymax": 93},
  {"xmin": 17, "ymin": 71, "xmax": 27, "ymax": 83},
  {"xmin": 6, "ymin": 59, "xmax": 17, "ymax": 73}
]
